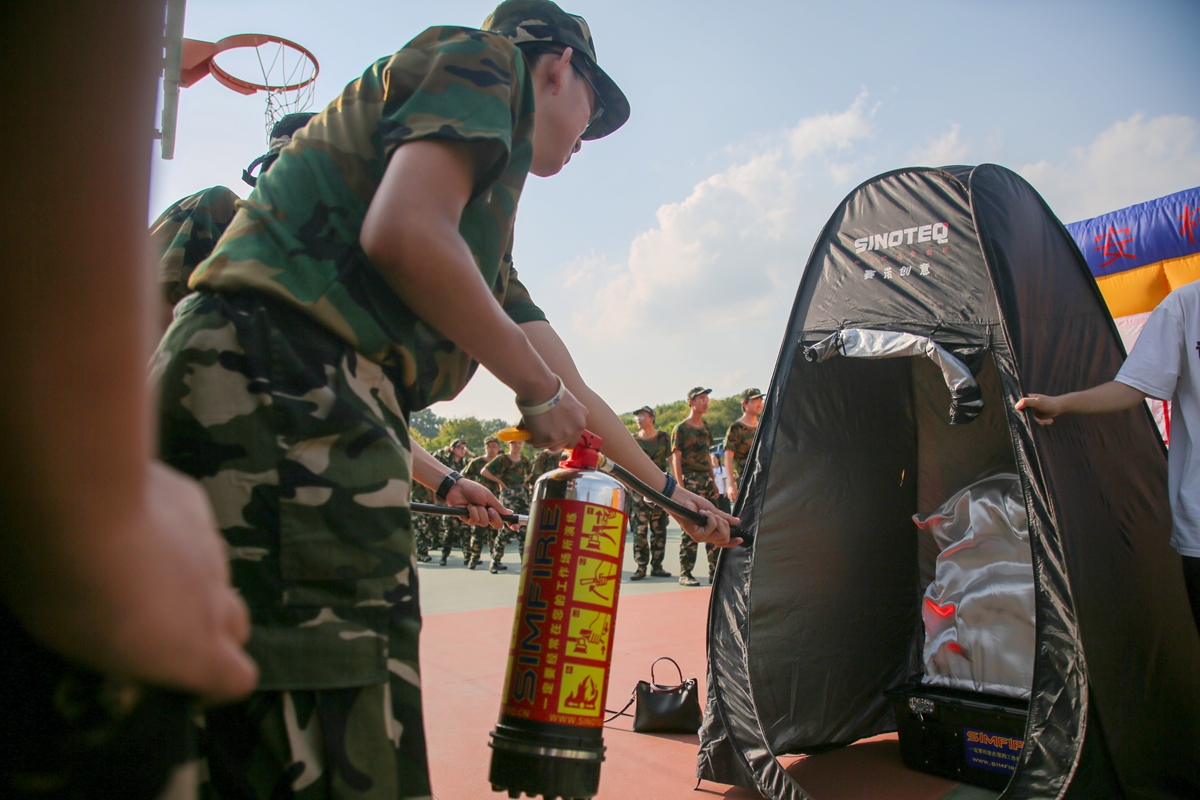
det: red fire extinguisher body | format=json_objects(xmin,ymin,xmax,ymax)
[{"xmin": 490, "ymin": 434, "xmax": 630, "ymax": 800}]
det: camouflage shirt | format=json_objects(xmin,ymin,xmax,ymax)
[
  {"xmin": 464, "ymin": 454, "xmax": 500, "ymax": 490},
  {"xmin": 150, "ymin": 185, "xmax": 240, "ymax": 306},
  {"xmin": 724, "ymin": 420, "xmax": 757, "ymax": 478},
  {"xmin": 529, "ymin": 449, "xmax": 565, "ymax": 483},
  {"xmin": 188, "ymin": 27, "xmax": 545, "ymax": 411},
  {"xmin": 633, "ymin": 430, "xmax": 670, "ymax": 471},
  {"xmin": 411, "ymin": 480, "xmax": 435, "ymax": 504},
  {"xmin": 484, "ymin": 453, "xmax": 531, "ymax": 488},
  {"xmin": 671, "ymin": 420, "xmax": 713, "ymax": 474},
  {"xmin": 435, "ymin": 447, "xmax": 467, "ymax": 473}
]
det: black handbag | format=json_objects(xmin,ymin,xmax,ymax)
[{"xmin": 605, "ymin": 657, "xmax": 702, "ymax": 734}]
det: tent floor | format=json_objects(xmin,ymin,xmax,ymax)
[{"xmin": 423, "ymin": 585, "xmax": 1001, "ymax": 800}]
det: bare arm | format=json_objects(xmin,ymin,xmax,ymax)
[
  {"xmin": 670, "ymin": 450, "xmax": 684, "ymax": 484},
  {"xmin": 481, "ymin": 468, "xmax": 507, "ymax": 492},
  {"xmin": 412, "ymin": 443, "xmax": 507, "ymax": 528},
  {"xmin": 723, "ymin": 449, "xmax": 738, "ymax": 501},
  {"xmin": 0, "ymin": 0, "xmax": 254, "ymax": 705},
  {"xmin": 521, "ymin": 320, "xmax": 740, "ymax": 545},
  {"xmin": 1016, "ymin": 381, "xmax": 1148, "ymax": 426},
  {"xmin": 360, "ymin": 140, "xmax": 587, "ymax": 450}
]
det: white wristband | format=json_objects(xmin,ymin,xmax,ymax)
[{"xmin": 517, "ymin": 375, "xmax": 566, "ymax": 417}]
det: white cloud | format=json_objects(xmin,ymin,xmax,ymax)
[
  {"xmin": 1020, "ymin": 113, "xmax": 1200, "ymax": 223},
  {"xmin": 574, "ymin": 94, "xmax": 875, "ymax": 344},
  {"xmin": 910, "ymin": 123, "xmax": 967, "ymax": 167}
]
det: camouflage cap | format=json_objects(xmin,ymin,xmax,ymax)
[
  {"xmin": 739, "ymin": 387, "xmax": 764, "ymax": 403},
  {"xmin": 633, "ymin": 405, "xmax": 655, "ymax": 419},
  {"xmin": 483, "ymin": 0, "xmax": 630, "ymax": 140},
  {"xmin": 485, "ymin": 435, "xmax": 501, "ymax": 445},
  {"xmin": 451, "ymin": 438, "xmax": 467, "ymax": 448},
  {"xmin": 686, "ymin": 387, "xmax": 713, "ymax": 402}
]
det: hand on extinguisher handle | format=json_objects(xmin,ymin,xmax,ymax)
[{"xmin": 596, "ymin": 456, "xmax": 752, "ymax": 545}]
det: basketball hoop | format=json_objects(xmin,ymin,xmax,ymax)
[{"xmin": 179, "ymin": 33, "xmax": 319, "ymax": 139}]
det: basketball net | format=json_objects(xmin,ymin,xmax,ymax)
[
  {"xmin": 179, "ymin": 33, "xmax": 320, "ymax": 142},
  {"xmin": 249, "ymin": 39, "xmax": 318, "ymax": 137}
]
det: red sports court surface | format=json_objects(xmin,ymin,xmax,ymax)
[{"xmin": 422, "ymin": 587, "xmax": 992, "ymax": 800}]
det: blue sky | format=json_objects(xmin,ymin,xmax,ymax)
[{"xmin": 152, "ymin": 0, "xmax": 1200, "ymax": 422}]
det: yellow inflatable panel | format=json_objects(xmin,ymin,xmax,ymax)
[
  {"xmin": 1163, "ymin": 252, "xmax": 1200, "ymax": 291},
  {"xmin": 1095, "ymin": 263, "xmax": 1172, "ymax": 318}
]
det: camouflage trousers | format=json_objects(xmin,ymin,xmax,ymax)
[
  {"xmin": 497, "ymin": 487, "xmax": 530, "ymax": 558},
  {"xmin": 155, "ymin": 291, "xmax": 429, "ymax": 799},
  {"xmin": 200, "ymin": 621, "xmax": 427, "ymax": 800},
  {"xmin": 632, "ymin": 498, "xmax": 668, "ymax": 570},
  {"xmin": 413, "ymin": 513, "xmax": 441, "ymax": 560},
  {"xmin": 679, "ymin": 472, "xmax": 719, "ymax": 577},
  {"xmin": 441, "ymin": 518, "xmax": 469, "ymax": 562}
]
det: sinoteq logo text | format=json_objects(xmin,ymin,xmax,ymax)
[{"xmin": 853, "ymin": 223, "xmax": 949, "ymax": 253}]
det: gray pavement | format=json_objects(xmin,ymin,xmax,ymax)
[{"xmin": 417, "ymin": 520, "xmax": 714, "ymax": 615}]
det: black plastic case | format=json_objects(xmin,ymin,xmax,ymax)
[{"xmin": 885, "ymin": 680, "xmax": 1029, "ymax": 791}]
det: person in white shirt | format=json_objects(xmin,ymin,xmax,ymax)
[
  {"xmin": 1016, "ymin": 280, "xmax": 1200, "ymax": 633},
  {"xmin": 710, "ymin": 447, "xmax": 731, "ymax": 514}
]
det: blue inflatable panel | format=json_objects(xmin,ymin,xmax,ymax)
[{"xmin": 1065, "ymin": 186, "xmax": 1200, "ymax": 278}]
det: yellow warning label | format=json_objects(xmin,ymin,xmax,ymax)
[
  {"xmin": 573, "ymin": 556, "xmax": 618, "ymax": 608},
  {"xmin": 567, "ymin": 608, "xmax": 612, "ymax": 661},
  {"xmin": 579, "ymin": 505, "xmax": 624, "ymax": 558},
  {"xmin": 558, "ymin": 663, "xmax": 605, "ymax": 717}
]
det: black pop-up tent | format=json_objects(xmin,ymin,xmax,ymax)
[{"xmin": 697, "ymin": 164, "xmax": 1200, "ymax": 799}]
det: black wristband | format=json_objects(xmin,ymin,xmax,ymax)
[
  {"xmin": 661, "ymin": 473, "xmax": 677, "ymax": 499},
  {"xmin": 436, "ymin": 471, "xmax": 463, "ymax": 501}
]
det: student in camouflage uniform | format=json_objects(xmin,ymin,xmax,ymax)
[
  {"xmin": 150, "ymin": 113, "xmax": 315, "ymax": 332},
  {"xmin": 670, "ymin": 388, "xmax": 719, "ymax": 586},
  {"xmin": 529, "ymin": 446, "xmax": 566, "ymax": 483},
  {"xmin": 483, "ymin": 439, "xmax": 533, "ymax": 571},
  {"xmin": 409, "ymin": 479, "xmax": 440, "ymax": 562},
  {"xmin": 629, "ymin": 406, "xmax": 671, "ymax": 580},
  {"xmin": 723, "ymin": 387, "xmax": 763, "ymax": 504},
  {"xmin": 435, "ymin": 441, "xmax": 471, "ymax": 566},
  {"xmin": 463, "ymin": 437, "xmax": 504, "ymax": 569},
  {"xmin": 155, "ymin": 2, "xmax": 642, "ymax": 795}
]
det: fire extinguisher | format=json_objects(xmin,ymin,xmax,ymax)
[
  {"xmin": 484, "ymin": 430, "xmax": 743, "ymax": 799},
  {"xmin": 488, "ymin": 431, "xmax": 627, "ymax": 800}
]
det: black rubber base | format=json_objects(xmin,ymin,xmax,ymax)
[
  {"xmin": 489, "ymin": 717, "xmax": 605, "ymax": 799},
  {"xmin": 489, "ymin": 747, "xmax": 600, "ymax": 800}
]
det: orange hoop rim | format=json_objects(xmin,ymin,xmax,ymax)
[{"xmin": 207, "ymin": 33, "xmax": 319, "ymax": 95}]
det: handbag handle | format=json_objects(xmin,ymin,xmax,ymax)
[
  {"xmin": 603, "ymin": 691, "xmax": 636, "ymax": 724},
  {"xmin": 649, "ymin": 656, "xmax": 685, "ymax": 692}
]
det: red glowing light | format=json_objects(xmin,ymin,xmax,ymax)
[
  {"xmin": 947, "ymin": 642, "xmax": 972, "ymax": 661},
  {"xmin": 925, "ymin": 598, "xmax": 956, "ymax": 618}
]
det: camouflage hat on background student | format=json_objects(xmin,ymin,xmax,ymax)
[
  {"xmin": 483, "ymin": 0, "xmax": 630, "ymax": 140},
  {"xmin": 739, "ymin": 388, "xmax": 764, "ymax": 403},
  {"xmin": 634, "ymin": 405, "xmax": 656, "ymax": 419},
  {"xmin": 686, "ymin": 387, "xmax": 713, "ymax": 402}
]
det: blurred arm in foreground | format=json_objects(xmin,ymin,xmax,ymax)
[{"xmin": 0, "ymin": 0, "xmax": 255, "ymax": 705}]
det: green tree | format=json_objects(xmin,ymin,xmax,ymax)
[
  {"xmin": 409, "ymin": 408, "xmax": 445, "ymax": 440},
  {"xmin": 426, "ymin": 416, "xmax": 514, "ymax": 454}
]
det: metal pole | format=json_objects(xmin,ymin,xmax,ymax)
[{"xmin": 159, "ymin": 0, "xmax": 186, "ymax": 159}]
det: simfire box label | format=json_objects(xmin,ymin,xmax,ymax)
[{"xmin": 964, "ymin": 728, "xmax": 1024, "ymax": 774}]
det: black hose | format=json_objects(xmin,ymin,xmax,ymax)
[
  {"xmin": 410, "ymin": 502, "xmax": 527, "ymax": 526},
  {"xmin": 597, "ymin": 456, "xmax": 751, "ymax": 545},
  {"xmin": 412, "ymin": 457, "xmax": 750, "ymax": 544}
]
